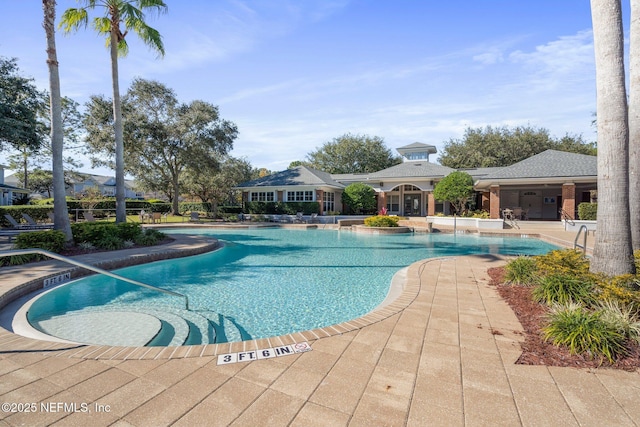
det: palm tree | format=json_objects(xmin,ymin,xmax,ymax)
[
  {"xmin": 43, "ymin": 0, "xmax": 73, "ymax": 243},
  {"xmin": 630, "ymin": 0, "xmax": 640, "ymax": 251},
  {"xmin": 590, "ymin": 0, "xmax": 635, "ymax": 275},
  {"xmin": 60, "ymin": 0, "xmax": 167, "ymax": 223}
]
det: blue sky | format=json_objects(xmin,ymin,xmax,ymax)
[{"xmin": 0, "ymin": 0, "xmax": 622, "ymax": 175}]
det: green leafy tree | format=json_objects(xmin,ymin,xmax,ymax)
[
  {"xmin": 306, "ymin": 133, "xmax": 402, "ymax": 173},
  {"xmin": 183, "ymin": 156, "xmax": 254, "ymax": 215},
  {"xmin": 83, "ymin": 78, "xmax": 238, "ymax": 214},
  {"xmin": 7, "ymin": 95, "xmax": 83, "ymax": 189},
  {"xmin": 433, "ymin": 171, "xmax": 474, "ymax": 215},
  {"xmin": 60, "ymin": 0, "xmax": 167, "ymax": 223},
  {"xmin": 342, "ymin": 182, "xmax": 376, "ymax": 214},
  {"xmin": 439, "ymin": 125, "xmax": 596, "ymax": 168},
  {"xmin": 0, "ymin": 57, "xmax": 44, "ymax": 152},
  {"xmin": 288, "ymin": 160, "xmax": 310, "ymax": 169}
]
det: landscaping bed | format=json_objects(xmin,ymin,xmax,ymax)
[{"xmin": 488, "ymin": 266, "xmax": 640, "ymax": 371}]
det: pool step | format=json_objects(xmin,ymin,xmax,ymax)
[
  {"xmin": 29, "ymin": 305, "xmax": 250, "ymax": 346},
  {"xmin": 195, "ymin": 310, "xmax": 252, "ymax": 343}
]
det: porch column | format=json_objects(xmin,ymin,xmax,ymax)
[
  {"xmin": 427, "ymin": 192, "xmax": 435, "ymax": 216},
  {"xmin": 562, "ymin": 183, "xmax": 576, "ymax": 219},
  {"xmin": 489, "ymin": 185, "xmax": 500, "ymax": 219},
  {"xmin": 378, "ymin": 192, "xmax": 387, "ymax": 213},
  {"xmin": 481, "ymin": 192, "xmax": 490, "ymax": 211},
  {"xmin": 316, "ymin": 189, "xmax": 324, "ymax": 215}
]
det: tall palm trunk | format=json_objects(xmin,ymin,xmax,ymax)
[
  {"xmin": 43, "ymin": 0, "xmax": 73, "ymax": 242},
  {"xmin": 590, "ymin": 0, "xmax": 635, "ymax": 275},
  {"xmin": 630, "ymin": 0, "xmax": 640, "ymax": 251},
  {"xmin": 110, "ymin": 24, "xmax": 126, "ymax": 223}
]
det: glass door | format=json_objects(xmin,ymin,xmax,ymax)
[{"xmin": 404, "ymin": 194, "xmax": 421, "ymax": 216}]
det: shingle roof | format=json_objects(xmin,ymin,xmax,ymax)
[
  {"xmin": 483, "ymin": 150, "xmax": 597, "ymax": 179},
  {"xmin": 366, "ymin": 161, "xmax": 455, "ymax": 179},
  {"xmin": 236, "ymin": 166, "xmax": 345, "ymax": 188}
]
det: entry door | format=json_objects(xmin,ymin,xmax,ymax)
[{"xmin": 404, "ymin": 195, "xmax": 421, "ymax": 216}]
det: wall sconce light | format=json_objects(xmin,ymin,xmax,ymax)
[{"xmin": 379, "ymin": 182, "xmax": 384, "ymax": 187}]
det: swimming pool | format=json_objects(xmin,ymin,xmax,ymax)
[{"xmin": 26, "ymin": 228, "xmax": 557, "ymax": 346}]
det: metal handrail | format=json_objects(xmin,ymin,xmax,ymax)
[
  {"xmin": 574, "ymin": 225, "xmax": 588, "ymax": 253},
  {"xmin": 0, "ymin": 248, "xmax": 189, "ymax": 310},
  {"xmin": 559, "ymin": 208, "xmax": 575, "ymax": 226}
]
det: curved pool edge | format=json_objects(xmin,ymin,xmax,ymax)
[
  {"xmin": 0, "ymin": 226, "xmax": 567, "ymax": 360},
  {"xmin": 0, "ymin": 231, "xmax": 435, "ymax": 359}
]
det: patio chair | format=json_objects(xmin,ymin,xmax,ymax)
[
  {"xmin": 4, "ymin": 214, "xmax": 30, "ymax": 229},
  {"xmin": 189, "ymin": 212, "xmax": 200, "ymax": 222},
  {"xmin": 295, "ymin": 212, "xmax": 305, "ymax": 223},
  {"xmin": 513, "ymin": 207, "xmax": 523, "ymax": 220},
  {"xmin": 21, "ymin": 213, "xmax": 53, "ymax": 229},
  {"xmin": 82, "ymin": 211, "xmax": 96, "ymax": 222},
  {"xmin": 309, "ymin": 213, "xmax": 319, "ymax": 223},
  {"xmin": 151, "ymin": 212, "xmax": 162, "ymax": 223}
]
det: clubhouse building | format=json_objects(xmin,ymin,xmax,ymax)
[{"xmin": 237, "ymin": 143, "xmax": 597, "ymax": 220}]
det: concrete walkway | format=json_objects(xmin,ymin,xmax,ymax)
[{"xmin": 0, "ymin": 224, "xmax": 637, "ymax": 426}]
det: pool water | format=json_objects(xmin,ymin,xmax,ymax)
[{"xmin": 27, "ymin": 228, "xmax": 557, "ymax": 345}]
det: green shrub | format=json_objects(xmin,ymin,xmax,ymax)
[
  {"xmin": 96, "ymin": 235, "xmax": 124, "ymax": 250},
  {"xmin": 595, "ymin": 274, "xmax": 640, "ymax": 310},
  {"xmin": 364, "ymin": 215, "xmax": 400, "ymax": 227},
  {"xmin": 1, "ymin": 230, "xmax": 67, "ymax": 266},
  {"xmin": 114, "ymin": 223, "xmax": 144, "ymax": 241},
  {"xmin": 543, "ymin": 302, "xmax": 627, "ymax": 363},
  {"xmin": 577, "ymin": 203, "xmax": 597, "ymax": 220},
  {"xmin": 134, "ymin": 228, "xmax": 165, "ymax": 246},
  {"xmin": 597, "ymin": 300, "xmax": 640, "ymax": 345},
  {"xmin": 535, "ymin": 249, "xmax": 591, "ymax": 279},
  {"xmin": 14, "ymin": 230, "xmax": 66, "ymax": 253},
  {"xmin": 504, "ymin": 256, "xmax": 538, "ymax": 286},
  {"xmin": 532, "ymin": 274, "xmax": 596, "ymax": 306}
]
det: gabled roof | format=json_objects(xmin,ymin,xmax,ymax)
[
  {"xmin": 236, "ymin": 166, "xmax": 345, "ymax": 188},
  {"xmin": 365, "ymin": 161, "xmax": 455, "ymax": 179},
  {"xmin": 482, "ymin": 150, "xmax": 596, "ymax": 180},
  {"xmin": 0, "ymin": 183, "xmax": 30, "ymax": 193}
]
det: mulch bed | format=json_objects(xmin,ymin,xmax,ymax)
[{"xmin": 487, "ymin": 267, "xmax": 640, "ymax": 371}]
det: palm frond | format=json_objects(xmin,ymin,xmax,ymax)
[
  {"xmin": 58, "ymin": 8, "xmax": 89, "ymax": 33},
  {"xmin": 92, "ymin": 16, "xmax": 112, "ymax": 35}
]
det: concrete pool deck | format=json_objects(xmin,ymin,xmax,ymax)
[{"xmin": 0, "ymin": 223, "xmax": 638, "ymax": 426}]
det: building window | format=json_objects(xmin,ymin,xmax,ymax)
[
  {"xmin": 404, "ymin": 185, "xmax": 421, "ymax": 191},
  {"xmin": 386, "ymin": 195, "xmax": 400, "ymax": 212},
  {"xmin": 406, "ymin": 152, "xmax": 427, "ymax": 160},
  {"xmin": 323, "ymin": 192, "xmax": 335, "ymax": 212},
  {"xmin": 250, "ymin": 191, "xmax": 274, "ymax": 202},
  {"xmin": 287, "ymin": 190, "xmax": 313, "ymax": 201}
]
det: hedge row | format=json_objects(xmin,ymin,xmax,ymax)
[
  {"xmin": 578, "ymin": 203, "xmax": 597, "ymax": 221},
  {"xmin": 244, "ymin": 201, "xmax": 320, "ymax": 215}
]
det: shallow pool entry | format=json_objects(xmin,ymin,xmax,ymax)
[{"xmin": 25, "ymin": 228, "xmax": 558, "ymax": 346}]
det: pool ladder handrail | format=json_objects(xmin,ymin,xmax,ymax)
[
  {"xmin": 574, "ymin": 225, "xmax": 588, "ymax": 254},
  {"xmin": 0, "ymin": 248, "xmax": 190, "ymax": 310}
]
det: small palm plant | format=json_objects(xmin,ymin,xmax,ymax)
[
  {"xmin": 504, "ymin": 256, "xmax": 537, "ymax": 286},
  {"xmin": 532, "ymin": 274, "xmax": 596, "ymax": 306},
  {"xmin": 543, "ymin": 302, "xmax": 627, "ymax": 363}
]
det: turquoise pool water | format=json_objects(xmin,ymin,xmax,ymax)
[{"xmin": 27, "ymin": 228, "xmax": 557, "ymax": 344}]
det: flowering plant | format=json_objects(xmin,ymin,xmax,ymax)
[{"xmin": 378, "ymin": 207, "xmax": 388, "ymax": 216}]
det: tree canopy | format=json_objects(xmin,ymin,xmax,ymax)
[
  {"xmin": 305, "ymin": 133, "xmax": 402, "ymax": 174},
  {"xmin": 342, "ymin": 182, "xmax": 377, "ymax": 214},
  {"xmin": 83, "ymin": 78, "xmax": 238, "ymax": 214},
  {"xmin": 433, "ymin": 171, "xmax": 474, "ymax": 215},
  {"xmin": 438, "ymin": 125, "xmax": 597, "ymax": 168},
  {"xmin": 0, "ymin": 57, "xmax": 44, "ymax": 152}
]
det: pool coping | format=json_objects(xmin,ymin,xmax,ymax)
[{"xmin": 0, "ymin": 225, "xmax": 565, "ymax": 360}]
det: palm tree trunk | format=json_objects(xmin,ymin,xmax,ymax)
[
  {"xmin": 110, "ymin": 26, "xmax": 126, "ymax": 223},
  {"xmin": 590, "ymin": 0, "xmax": 635, "ymax": 275},
  {"xmin": 43, "ymin": 0, "xmax": 73, "ymax": 243},
  {"xmin": 630, "ymin": 0, "xmax": 640, "ymax": 251}
]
